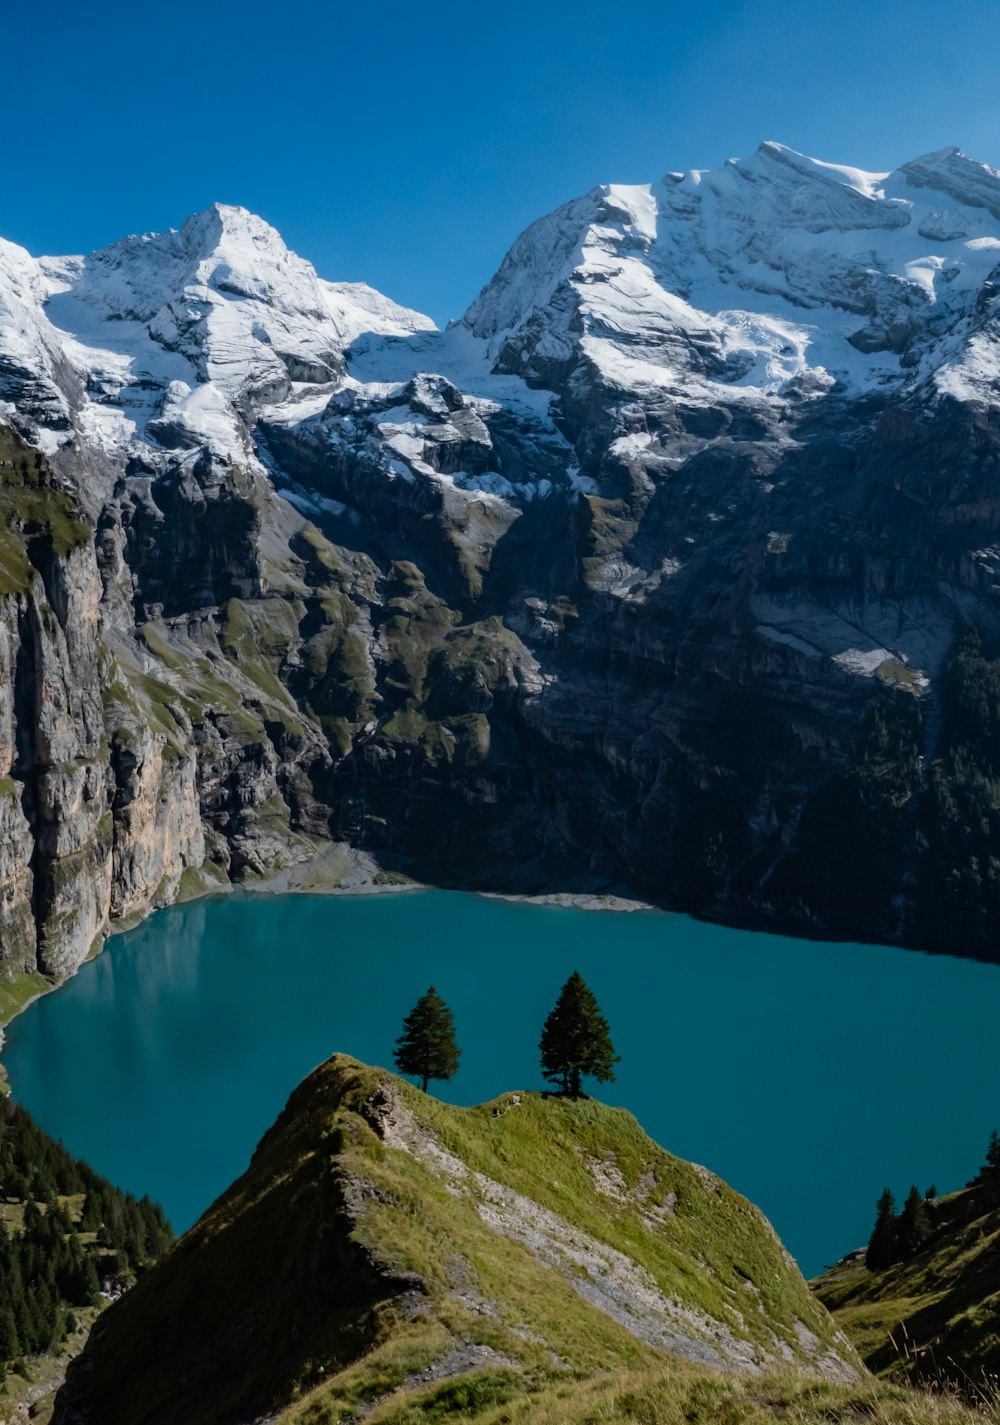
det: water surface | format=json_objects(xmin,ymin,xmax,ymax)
[{"xmin": 5, "ymin": 890, "xmax": 999, "ymax": 1278}]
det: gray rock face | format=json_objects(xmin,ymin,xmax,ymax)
[
  {"xmin": 5, "ymin": 145, "xmax": 1000, "ymax": 978},
  {"xmin": 0, "ymin": 497, "xmax": 204, "ymax": 976}
]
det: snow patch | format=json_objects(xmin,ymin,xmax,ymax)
[{"xmin": 832, "ymin": 647, "xmax": 893, "ymax": 676}]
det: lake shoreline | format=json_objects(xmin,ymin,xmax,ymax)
[
  {"xmin": 232, "ymin": 840, "xmax": 656, "ymax": 913},
  {"xmin": 0, "ymin": 843, "xmax": 654, "ymax": 1060},
  {"xmin": 3, "ymin": 830, "xmax": 988, "ymax": 1071}
]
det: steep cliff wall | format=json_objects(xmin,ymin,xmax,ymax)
[{"xmin": 0, "ymin": 430, "xmax": 207, "ymax": 977}]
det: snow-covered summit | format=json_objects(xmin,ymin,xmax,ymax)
[
  {"xmin": 42, "ymin": 202, "xmax": 431, "ymax": 338},
  {"xmin": 464, "ymin": 141, "xmax": 1000, "ymax": 406},
  {"xmin": 1, "ymin": 146, "xmax": 1000, "ymax": 508},
  {"xmin": 41, "ymin": 203, "xmax": 304, "ymax": 322},
  {"xmin": 9, "ymin": 204, "xmax": 435, "ymax": 460}
]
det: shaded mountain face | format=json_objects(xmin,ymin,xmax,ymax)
[
  {"xmin": 4, "ymin": 144, "xmax": 1000, "ymax": 974},
  {"xmin": 52, "ymin": 1056, "xmax": 859, "ymax": 1425}
]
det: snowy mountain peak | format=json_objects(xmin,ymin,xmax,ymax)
[
  {"xmin": 463, "ymin": 140, "xmax": 1000, "ymax": 411},
  {"xmin": 179, "ymin": 201, "xmax": 285, "ymax": 249},
  {"xmin": 738, "ymin": 140, "xmax": 891, "ymax": 197},
  {"xmin": 47, "ymin": 202, "xmax": 318, "ymax": 327},
  {"xmin": 175, "ymin": 203, "xmax": 316, "ymax": 295},
  {"xmin": 2, "ymin": 142, "xmax": 1000, "ymax": 512},
  {"xmin": 897, "ymin": 147, "xmax": 1000, "ymax": 219},
  {"xmin": 0, "ymin": 205, "xmax": 434, "ymax": 465},
  {"xmin": 666, "ymin": 141, "xmax": 903, "ymax": 230}
]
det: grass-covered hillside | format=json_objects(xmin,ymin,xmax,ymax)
[
  {"xmin": 51, "ymin": 1055, "xmax": 987, "ymax": 1425},
  {"xmin": 0, "ymin": 1098, "xmax": 172, "ymax": 1419},
  {"xmin": 815, "ymin": 1178, "xmax": 1000, "ymax": 1388}
]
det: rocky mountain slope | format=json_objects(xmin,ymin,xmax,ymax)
[
  {"xmin": 52, "ymin": 1055, "xmax": 865, "ymax": 1424},
  {"xmin": 815, "ymin": 1179, "xmax": 1000, "ymax": 1385},
  {"xmin": 5, "ymin": 142, "xmax": 1000, "ymax": 976}
]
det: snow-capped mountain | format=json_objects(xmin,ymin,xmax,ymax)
[
  {"xmin": 1, "ymin": 203, "xmax": 432, "ymax": 465},
  {"xmin": 467, "ymin": 142, "xmax": 1000, "ymax": 407},
  {"xmin": 3, "ymin": 143, "xmax": 1000, "ymax": 514},
  {"xmin": 3, "ymin": 143, "xmax": 1000, "ymax": 979}
]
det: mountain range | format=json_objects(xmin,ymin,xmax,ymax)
[{"xmin": 4, "ymin": 141, "xmax": 1000, "ymax": 977}]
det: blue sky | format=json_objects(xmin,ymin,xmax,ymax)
[{"xmin": 6, "ymin": 0, "xmax": 1000, "ymax": 322}]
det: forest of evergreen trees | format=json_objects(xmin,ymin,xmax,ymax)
[
  {"xmin": 749, "ymin": 625, "xmax": 1000, "ymax": 953},
  {"xmin": 916, "ymin": 630, "xmax": 1000, "ymax": 954},
  {"xmin": 0, "ymin": 1098, "xmax": 172, "ymax": 1378}
]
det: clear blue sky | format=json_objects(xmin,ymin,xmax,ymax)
[{"xmin": 5, "ymin": 0, "xmax": 1000, "ymax": 323}]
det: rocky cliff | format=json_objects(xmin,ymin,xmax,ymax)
[{"xmin": 5, "ymin": 144, "xmax": 1000, "ymax": 977}]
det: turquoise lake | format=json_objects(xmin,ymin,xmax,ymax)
[{"xmin": 5, "ymin": 890, "xmax": 1000, "ymax": 1278}]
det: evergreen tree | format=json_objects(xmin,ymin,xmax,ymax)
[
  {"xmin": 79, "ymin": 1191, "xmax": 102, "ymax": 1234},
  {"xmin": 898, "ymin": 1185, "xmax": 932, "ymax": 1258},
  {"xmin": 978, "ymin": 1129, "xmax": 1000, "ymax": 1190},
  {"xmin": 393, "ymin": 988, "xmax": 461, "ymax": 1092},
  {"xmin": 866, "ymin": 1188, "xmax": 900, "ymax": 1271},
  {"xmin": 539, "ymin": 972, "xmax": 619, "ymax": 1098},
  {"xmin": 0, "ymin": 1309, "xmax": 19, "ymax": 1362}
]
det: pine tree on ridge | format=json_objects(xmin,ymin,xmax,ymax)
[
  {"xmin": 865, "ymin": 1188, "xmax": 899, "ymax": 1271},
  {"xmin": 539, "ymin": 971, "xmax": 619, "ymax": 1099},
  {"xmin": 898, "ymin": 1184, "xmax": 931, "ymax": 1258},
  {"xmin": 393, "ymin": 987, "xmax": 461, "ymax": 1092}
]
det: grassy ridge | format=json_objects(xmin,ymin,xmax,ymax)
[
  {"xmin": 52, "ymin": 1056, "xmax": 985, "ymax": 1425},
  {"xmin": 408, "ymin": 1088, "xmax": 837, "ymax": 1363},
  {"xmin": 354, "ymin": 1364, "xmax": 986, "ymax": 1425}
]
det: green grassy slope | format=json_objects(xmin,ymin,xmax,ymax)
[
  {"xmin": 51, "ymin": 1056, "xmax": 981, "ymax": 1425},
  {"xmin": 814, "ymin": 1184, "xmax": 1000, "ymax": 1385}
]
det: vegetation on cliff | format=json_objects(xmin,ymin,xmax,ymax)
[
  {"xmin": 0, "ymin": 1098, "xmax": 172, "ymax": 1409},
  {"xmin": 815, "ymin": 1136, "xmax": 1000, "ymax": 1389},
  {"xmin": 916, "ymin": 631, "xmax": 1000, "ymax": 956},
  {"xmin": 0, "ymin": 426, "xmax": 89, "ymax": 598}
]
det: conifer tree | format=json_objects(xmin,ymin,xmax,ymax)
[
  {"xmin": 978, "ymin": 1129, "xmax": 1000, "ymax": 1191},
  {"xmin": 539, "ymin": 971, "xmax": 619, "ymax": 1098},
  {"xmin": 865, "ymin": 1188, "xmax": 900, "ymax": 1271},
  {"xmin": 898, "ymin": 1184, "xmax": 931, "ymax": 1258},
  {"xmin": 79, "ymin": 1191, "xmax": 101, "ymax": 1234},
  {"xmin": 0, "ymin": 1308, "xmax": 18, "ymax": 1363},
  {"xmin": 393, "ymin": 987, "xmax": 461, "ymax": 1092}
]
